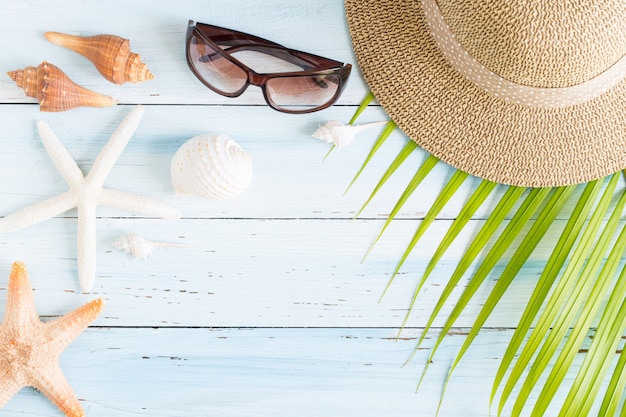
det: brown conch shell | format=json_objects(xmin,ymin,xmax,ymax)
[
  {"xmin": 7, "ymin": 61, "xmax": 118, "ymax": 112},
  {"xmin": 44, "ymin": 31, "xmax": 154, "ymax": 85}
]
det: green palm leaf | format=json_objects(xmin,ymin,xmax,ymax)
[
  {"xmin": 405, "ymin": 184, "xmax": 530, "ymax": 381},
  {"xmin": 491, "ymin": 178, "xmax": 605, "ymax": 405},
  {"xmin": 526, "ymin": 177, "xmax": 626, "ymax": 416},
  {"xmin": 407, "ymin": 184, "xmax": 527, "ymax": 366},
  {"xmin": 501, "ymin": 172, "xmax": 620, "ymax": 415},
  {"xmin": 438, "ymin": 183, "xmax": 578, "ymax": 413},
  {"xmin": 599, "ymin": 328, "xmax": 626, "ymax": 416},
  {"xmin": 557, "ymin": 215, "xmax": 626, "ymax": 416},
  {"xmin": 379, "ymin": 170, "xmax": 469, "ymax": 295},
  {"xmin": 354, "ymin": 139, "xmax": 423, "ymax": 219},
  {"xmin": 394, "ymin": 178, "xmax": 496, "ymax": 333},
  {"xmin": 363, "ymin": 152, "xmax": 440, "ymax": 288},
  {"xmin": 418, "ymin": 187, "xmax": 551, "ymax": 392},
  {"xmin": 344, "ymin": 119, "xmax": 396, "ymax": 195},
  {"xmin": 576, "ymin": 294, "xmax": 626, "ymax": 416},
  {"xmin": 339, "ymin": 92, "xmax": 626, "ymax": 416},
  {"xmin": 348, "ymin": 91, "xmax": 375, "ymax": 125}
]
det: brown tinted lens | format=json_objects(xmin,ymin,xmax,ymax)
[
  {"xmin": 188, "ymin": 34, "xmax": 248, "ymax": 94},
  {"xmin": 266, "ymin": 73, "xmax": 341, "ymax": 112}
]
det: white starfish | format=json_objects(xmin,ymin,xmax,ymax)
[{"xmin": 0, "ymin": 105, "xmax": 180, "ymax": 292}]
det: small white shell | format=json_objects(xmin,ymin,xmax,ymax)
[
  {"xmin": 312, "ymin": 120, "xmax": 387, "ymax": 148},
  {"xmin": 170, "ymin": 134, "xmax": 253, "ymax": 201},
  {"xmin": 112, "ymin": 233, "xmax": 187, "ymax": 260}
]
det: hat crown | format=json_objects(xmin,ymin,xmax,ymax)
[{"xmin": 438, "ymin": 0, "xmax": 626, "ymax": 88}]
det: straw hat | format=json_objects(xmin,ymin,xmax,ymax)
[{"xmin": 344, "ymin": 0, "xmax": 626, "ymax": 187}]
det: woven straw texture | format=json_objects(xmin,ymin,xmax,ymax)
[{"xmin": 344, "ymin": 0, "xmax": 626, "ymax": 187}]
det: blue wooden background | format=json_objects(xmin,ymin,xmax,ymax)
[{"xmin": 0, "ymin": 1, "xmax": 596, "ymax": 416}]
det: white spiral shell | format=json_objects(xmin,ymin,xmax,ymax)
[
  {"xmin": 112, "ymin": 233, "xmax": 187, "ymax": 260},
  {"xmin": 312, "ymin": 120, "xmax": 388, "ymax": 148},
  {"xmin": 170, "ymin": 134, "xmax": 253, "ymax": 201}
]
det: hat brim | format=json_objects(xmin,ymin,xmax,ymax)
[{"xmin": 345, "ymin": 0, "xmax": 626, "ymax": 187}]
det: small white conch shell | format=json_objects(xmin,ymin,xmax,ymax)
[
  {"xmin": 170, "ymin": 134, "xmax": 253, "ymax": 201},
  {"xmin": 312, "ymin": 120, "xmax": 387, "ymax": 148},
  {"xmin": 112, "ymin": 233, "xmax": 187, "ymax": 260}
]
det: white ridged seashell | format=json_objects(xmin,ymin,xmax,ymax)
[
  {"xmin": 112, "ymin": 233, "xmax": 187, "ymax": 260},
  {"xmin": 170, "ymin": 134, "xmax": 253, "ymax": 201}
]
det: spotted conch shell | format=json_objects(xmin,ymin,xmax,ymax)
[
  {"xmin": 7, "ymin": 61, "xmax": 118, "ymax": 112},
  {"xmin": 171, "ymin": 134, "xmax": 253, "ymax": 201},
  {"xmin": 44, "ymin": 32, "xmax": 154, "ymax": 85}
]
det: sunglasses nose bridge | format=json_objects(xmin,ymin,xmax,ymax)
[{"xmin": 247, "ymin": 72, "xmax": 267, "ymax": 87}]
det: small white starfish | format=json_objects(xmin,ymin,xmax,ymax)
[{"xmin": 0, "ymin": 105, "xmax": 180, "ymax": 292}]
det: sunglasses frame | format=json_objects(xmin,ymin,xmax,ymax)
[{"xmin": 186, "ymin": 20, "xmax": 352, "ymax": 114}]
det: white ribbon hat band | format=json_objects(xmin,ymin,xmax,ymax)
[{"xmin": 423, "ymin": 0, "xmax": 626, "ymax": 108}]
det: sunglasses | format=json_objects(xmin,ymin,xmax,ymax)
[{"xmin": 186, "ymin": 20, "xmax": 352, "ymax": 114}]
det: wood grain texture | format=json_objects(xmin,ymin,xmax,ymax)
[
  {"xmin": 0, "ymin": 216, "xmax": 549, "ymax": 328},
  {"xmin": 1, "ymin": 327, "xmax": 605, "ymax": 417},
  {"xmin": 0, "ymin": 1, "xmax": 616, "ymax": 416}
]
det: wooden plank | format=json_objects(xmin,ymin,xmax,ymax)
[
  {"xmin": 0, "ymin": 1, "xmax": 622, "ymax": 417},
  {"xmin": 0, "ymin": 104, "xmax": 428, "ymax": 219},
  {"xmin": 0, "ymin": 326, "xmax": 591, "ymax": 417},
  {"xmin": 0, "ymin": 104, "xmax": 604, "ymax": 222},
  {"xmin": 0, "ymin": 216, "xmax": 557, "ymax": 328},
  {"xmin": 1, "ymin": 0, "xmax": 367, "ymax": 105}
]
